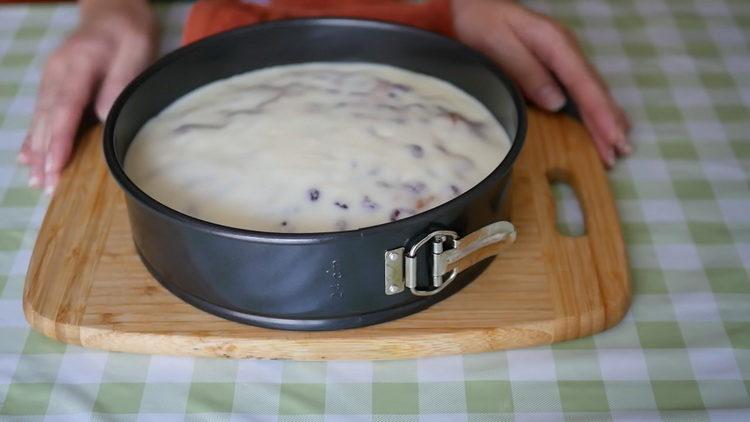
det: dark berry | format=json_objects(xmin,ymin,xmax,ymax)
[
  {"xmin": 408, "ymin": 144, "xmax": 424, "ymax": 158},
  {"xmin": 362, "ymin": 195, "xmax": 379, "ymax": 210},
  {"xmin": 403, "ymin": 181, "xmax": 426, "ymax": 194},
  {"xmin": 392, "ymin": 83, "xmax": 411, "ymax": 92},
  {"xmin": 308, "ymin": 189, "xmax": 320, "ymax": 201}
]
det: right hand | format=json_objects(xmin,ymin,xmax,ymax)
[
  {"xmin": 452, "ymin": 0, "xmax": 631, "ymax": 167},
  {"xmin": 18, "ymin": 0, "xmax": 157, "ymax": 193}
]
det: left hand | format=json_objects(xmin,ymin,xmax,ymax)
[
  {"xmin": 452, "ymin": 0, "xmax": 631, "ymax": 167},
  {"xmin": 18, "ymin": 0, "xmax": 157, "ymax": 193}
]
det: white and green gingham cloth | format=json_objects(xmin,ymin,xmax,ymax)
[{"xmin": 1, "ymin": 1, "xmax": 749, "ymax": 419}]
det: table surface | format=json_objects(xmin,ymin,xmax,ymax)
[{"xmin": 0, "ymin": 1, "xmax": 749, "ymax": 420}]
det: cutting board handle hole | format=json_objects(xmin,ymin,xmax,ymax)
[{"xmin": 547, "ymin": 170, "xmax": 586, "ymax": 237}]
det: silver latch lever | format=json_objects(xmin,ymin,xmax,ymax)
[{"xmin": 385, "ymin": 221, "xmax": 517, "ymax": 296}]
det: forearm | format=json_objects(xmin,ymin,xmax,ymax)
[
  {"xmin": 79, "ymin": 0, "xmax": 151, "ymax": 19},
  {"xmin": 452, "ymin": 0, "xmax": 512, "ymax": 11},
  {"xmin": 78, "ymin": 0, "xmax": 157, "ymax": 38}
]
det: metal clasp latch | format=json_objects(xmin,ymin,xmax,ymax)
[{"xmin": 384, "ymin": 221, "xmax": 517, "ymax": 296}]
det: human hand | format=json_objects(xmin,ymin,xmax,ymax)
[
  {"xmin": 452, "ymin": 0, "xmax": 631, "ymax": 167},
  {"xmin": 18, "ymin": 0, "xmax": 157, "ymax": 193}
]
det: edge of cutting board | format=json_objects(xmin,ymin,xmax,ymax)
[{"xmin": 23, "ymin": 109, "xmax": 631, "ymax": 360}]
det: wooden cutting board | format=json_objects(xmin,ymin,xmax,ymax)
[{"xmin": 23, "ymin": 109, "xmax": 630, "ymax": 360}]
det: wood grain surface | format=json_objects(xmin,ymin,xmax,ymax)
[{"xmin": 23, "ymin": 109, "xmax": 630, "ymax": 360}]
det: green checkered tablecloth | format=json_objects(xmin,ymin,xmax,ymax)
[{"xmin": 1, "ymin": 0, "xmax": 749, "ymax": 419}]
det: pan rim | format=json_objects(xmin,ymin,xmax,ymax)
[{"xmin": 103, "ymin": 17, "xmax": 527, "ymax": 245}]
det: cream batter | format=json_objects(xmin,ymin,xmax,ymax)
[{"xmin": 124, "ymin": 63, "xmax": 511, "ymax": 232}]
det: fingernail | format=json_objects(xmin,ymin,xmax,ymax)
[
  {"xmin": 44, "ymin": 184, "xmax": 55, "ymax": 196},
  {"xmin": 29, "ymin": 176, "xmax": 40, "ymax": 188},
  {"xmin": 606, "ymin": 152, "xmax": 616, "ymax": 167},
  {"xmin": 537, "ymin": 84, "xmax": 566, "ymax": 112},
  {"xmin": 618, "ymin": 141, "xmax": 633, "ymax": 155},
  {"xmin": 611, "ymin": 127, "xmax": 633, "ymax": 155},
  {"xmin": 17, "ymin": 151, "xmax": 29, "ymax": 164},
  {"xmin": 95, "ymin": 99, "xmax": 111, "ymax": 122},
  {"xmin": 44, "ymin": 158, "xmax": 53, "ymax": 174}
]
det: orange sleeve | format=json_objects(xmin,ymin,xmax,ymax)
[{"xmin": 182, "ymin": 0, "xmax": 454, "ymax": 45}]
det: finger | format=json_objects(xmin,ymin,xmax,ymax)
[
  {"xmin": 43, "ymin": 91, "xmax": 91, "ymax": 194},
  {"xmin": 468, "ymin": 26, "xmax": 567, "ymax": 112},
  {"xmin": 581, "ymin": 112, "xmax": 617, "ymax": 167},
  {"xmin": 613, "ymin": 105, "xmax": 633, "ymax": 156},
  {"xmin": 95, "ymin": 31, "xmax": 154, "ymax": 121},
  {"xmin": 27, "ymin": 147, "xmax": 45, "ymax": 188},
  {"xmin": 25, "ymin": 48, "xmax": 68, "ymax": 187},
  {"xmin": 27, "ymin": 44, "xmax": 73, "ymax": 187},
  {"xmin": 27, "ymin": 111, "xmax": 52, "ymax": 188},
  {"xmin": 42, "ymin": 49, "xmax": 107, "ymax": 193},
  {"xmin": 17, "ymin": 136, "xmax": 31, "ymax": 164},
  {"xmin": 511, "ymin": 14, "xmax": 630, "ymax": 162},
  {"xmin": 29, "ymin": 38, "xmax": 108, "ymax": 192}
]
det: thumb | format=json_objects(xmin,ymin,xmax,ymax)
[
  {"xmin": 459, "ymin": 26, "xmax": 567, "ymax": 112},
  {"xmin": 95, "ymin": 35, "xmax": 154, "ymax": 121}
]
